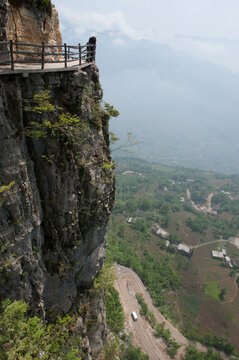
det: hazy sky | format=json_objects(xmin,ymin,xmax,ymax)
[{"xmin": 54, "ymin": 0, "xmax": 239, "ymax": 71}]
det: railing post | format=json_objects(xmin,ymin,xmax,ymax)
[
  {"xmin": 93, "ymin": 44, "xmax": 96, "ymax": 62},
  {"xmin": 41, "ymin": 42, "xmax": 45, "ymax": 70},
  {"xmin": 64, "ymin": 43, "xmax": 67, "ymax": 68},
  {"xmin": 78, "ymin": 43, "xmax": 81, "ymax": 65},
  {"xmin": 10, "ymin": 40, "xmax": 14, "ymax": 70}
]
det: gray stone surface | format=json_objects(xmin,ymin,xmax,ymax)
[{"xmin": 0, "ymin": 64, "xmax": 115, "ymax": 357}]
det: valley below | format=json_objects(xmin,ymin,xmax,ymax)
[
  {"xmin": 114, "ymin": 265, "xmax": 189, "ymax": 360},
  {"xmin": 106, "ymin": 157, "xmax": 239, "ymax": 359},
  {"xmin": 114, "ymin": 265, "xmax": 233, "ymax": 360}
]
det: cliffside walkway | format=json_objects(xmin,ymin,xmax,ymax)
[{"xmin": 0, "ymin": 40, "xmax": 95, "ymax": 74}]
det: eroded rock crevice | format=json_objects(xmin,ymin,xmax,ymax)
[{"xmin": 0, "ymin": 65, "xmax": 115, "ymax": 358}]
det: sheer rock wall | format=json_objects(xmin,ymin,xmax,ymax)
[
  {"xmin": 0, "ymin": 0, "xmax": 62, "ymax": 61},
  {"xmin": 0, "ymin": 64, "xmax": 115, "ymax": 358}
]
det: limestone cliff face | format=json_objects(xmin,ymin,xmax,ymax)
[
  {"xmin": 0, "ymin": 65, "xmax": 115, "ymax": 358},
  {"xmin": 7, "ymin": 1, "xmax": 62, "ymax": 45},
  {"xmin": 0, "ymin": 0, "xmax": 62, "ymax": 60},
  {"xmin": 0, "ymin": 0, "xmax": 9, "ymax": 42}
]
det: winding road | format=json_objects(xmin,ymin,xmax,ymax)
[
  {"xmin": 186, "ymin": 189, "xmax": 214, "ymax": 213},
  {"xmin": 222, "ymin": 277, "xmax": 238, "ymax": 305},
  {"xmin": 114, "ymin": 265, "xmax": 207, "ymax": 360},
  {"xmin": 207, "ymin": 192, "xmax": 214, "ymax": 213}
]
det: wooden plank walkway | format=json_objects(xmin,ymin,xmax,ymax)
[
  {"xmin": 0, "ymin": 40, "xmax": 96, "ymax": 74},
  {"xmin": 0, "ymin": 60, "xmax": 92, "ymax": 75}
]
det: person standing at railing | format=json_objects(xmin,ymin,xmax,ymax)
[{"xmin": 86, "ymin": 34, "xmax": 97, "ymax": 62}]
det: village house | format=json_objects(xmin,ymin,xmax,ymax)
[
  {"xmin": 127, "ymin": 217, "xmax": 137, "ymax": 224},
  {"xmin": 178, "ymin": 243, "xmax": 193, "ymax": 257},
  {"xmin": 225, "ymin": 256, "xmax": 233, "ymax": 268},
  {"xmin": 212, "ymin": 250, "xmax": 224, "ymax": 259},
  {"xmin": 211, "ymin": 249, "xmax": 235, "ymax": 267},
  {"xmin": 152, "ymin": 224, "xmax": 169, "ymax": 239},
  {"xmin": 136, "ymin": 210, "xmax": 145, "ymax": 217}
]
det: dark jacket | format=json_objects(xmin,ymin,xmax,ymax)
[{"xmin": 86, "ymin": 36, "xmax": 97, "ymax": 62}]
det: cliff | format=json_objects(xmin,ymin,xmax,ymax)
[
  {"xmin": 0, "ymin": 65, "xmax": 115, "ymax": 358},
  {"xmin": 0, "ymin": 0, "xmax": 62, "ymax": 61},
  {"xmin": 0, "ymin": 2, "xmax": 115, "ymax": 357},
  {"xmin": 0, "ymin": 0, "xmax": 61, "ymax": 44}
]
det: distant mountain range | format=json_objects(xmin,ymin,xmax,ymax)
[{"xmin": 97, "ymin": 36, "xmax": 239, "ymax": 174}]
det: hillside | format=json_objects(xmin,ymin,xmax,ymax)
[{"xmin": 106, "ymin": 157, "xmax": 239, "ymax": 357}]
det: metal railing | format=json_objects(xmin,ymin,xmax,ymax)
[{"xmin": 0, "ymin": 41, "xmax": 96, "ymax": 70}]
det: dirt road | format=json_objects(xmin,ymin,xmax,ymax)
[
  {"xmin": 186, "ymin": 189, "xmax": 200, "ymax": 211},
  {"xmin": 186, "ymin": 189, "xmax": 214, "ymax": 213},
  {"xmin": 186, "ymin": 189, "xmax": 191, "ymax": 201},
  {"xmin": 193, "ymin": 239, "xmax": 228, "ymax": 249},
  {"xmin": 114, "ymin": 265, "xmax": 208, "ymax": 360},
  {"xmin": 222, "ymin": 277, "xmax": 238, "ymax": 304},
  {"xmin": 114, "ymin": 265, "xmax": 234, "ymax": 360},
  {"xmin": 206, "ymin": 192, "xmax": 214, "ymax": 213}
]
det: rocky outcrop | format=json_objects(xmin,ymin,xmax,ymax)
[
  {"xmin": 0, "ymin": 0, "xmax": 62, "ymax": 61},
  {"xmin": 0, "ymin": 0, "xmax": 8, "ymax": 42},
  {"xmin": 7, "ymin": 1, "xmax": 62, "ymax": 45},
  {"xmin": 0, "ymin": 0, "xmax": 9, "ymax": 60},
  {"xmin": 0, "ymin": 64, "xmax": 115, "ymax": 357}
]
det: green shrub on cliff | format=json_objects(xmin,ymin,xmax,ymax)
[
  {"xmin": 0, "ymin": 181, "xmax": 15, "ymax": 206},
  {"xmin": 25, "ymin": 0, "xmax": 52, "ymax": 15},
  {"xmin": 105, "ymin": 285, "xmax": 124, "ymax": 333},
  {"xmin": 0, "ymin": 181, "xmax": 15, "ymax": 194},
  {"xmin": 120, "ymin": 343, "xmax": 149, "ymax": 360},
  {"xmin": 184, "ymin": 344, "xmax": 223, "ymax": 360},
  {"xmin": 10, "ymin": 0, "xmax": 52, "ymax": 15},
  {"xmin": 0, "ymin": 299, "xmax": 83, "ymax": 359},
  {"xmin": 93, "ymin": 264, "xmax": 115, "ymax": 294},
  {"xmin": 24, "ymin": 90, "xmax": 89, "ymax": 140}
]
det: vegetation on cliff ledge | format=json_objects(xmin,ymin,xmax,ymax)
[
  {"xmin": 9, "ymin": 0, "xmax": 52, "ymax": 15},
  {"xmin": 0, "ymin": 299, "xmax": 83, "ymax": 359},
  {"xmin": 24, "ymin": 90, "xmax": 90, "ymax": 144}
]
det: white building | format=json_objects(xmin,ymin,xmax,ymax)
[
  {"xmin": 153, "ymin": 225, "xmax": 169, "ymax": 239},
  {"xmin": 127, "ymin": 217, "xmax": 137, "ymax": 224},
  {"xmin": 225, "ymin": 256, "xmax": 233, "ymax": 268},
  {"xmin": 212, "ymin": 250, "xmax": 224, "ymax": 259},
  {"xmin": 178, "ymin": 243, "xmax": 193, "ymax": 256}
]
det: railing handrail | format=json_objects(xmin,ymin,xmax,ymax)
[{"xmin": 0, "ymin": 40, "xmax": 96, "ymax": 70}]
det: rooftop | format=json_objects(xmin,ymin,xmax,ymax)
[{"xmin": 212, "ymin": 250, "xmax": 224, "ymax": 259}]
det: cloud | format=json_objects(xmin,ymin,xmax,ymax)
[
  {"xmin": 56, "ymin": 5, "xmax": 138, "ymax": 39},
  {"xmin": 112, "ymin": 38, "xmax": 126, "ymax": 47},
  {"xmin": 169, "ymin": 36, "xmax": 226, "ymax": 59},
  {"xmin": 55, "ymin": 2, "xmax": 239, "ymax": 71},
  {"xmin": 195, "ymin": 41, "xmax": 225, "ymax": 55},
  {"xmin": 55, "ymin": 3, "xmax": 159, "ymax": 41}
]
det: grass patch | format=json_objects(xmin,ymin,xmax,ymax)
[
  {"xmin": 204, "ymin": 281, "xmax": 220, "ymax": 301},
  {"xmin": 181, "ymin": 294, "xmax": 202, "ymax": 318}
]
